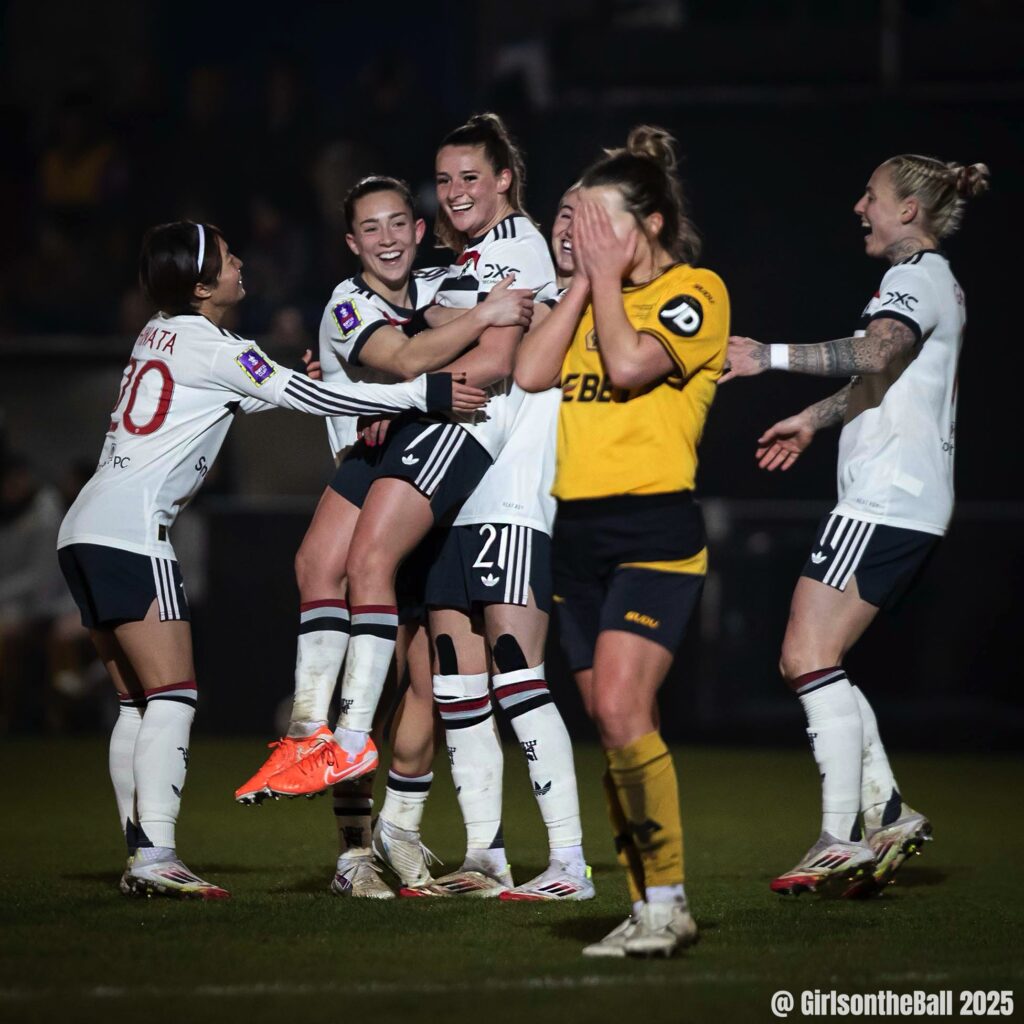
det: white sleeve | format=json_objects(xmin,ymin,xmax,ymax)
[
  {"xmin": 207, "ymin": 339, "xmax": 447, "ymax": 417},
  {"xmin": 870, "ymin": 263, "xmax": 940, "ymax": 344},
  {"xmin": 324, "ymin": 294, "xmax": 392, "ymax": 367},
  {"xmin": 476, "ymin": 237, "xmax": 556, "ymax": 297}
]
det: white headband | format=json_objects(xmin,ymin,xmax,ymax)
[{"xmin": 195, "ymin": 223, "xmax": 206, "ymax": 274}]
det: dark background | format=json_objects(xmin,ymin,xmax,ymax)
[{"xmin": 1, "ymin": 0, "xmax": 1021, "ymax": 745}]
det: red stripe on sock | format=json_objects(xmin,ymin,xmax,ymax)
[
  {"xmin": 792, "ymin": 666, "xmax": 844, "ymax": 689},
  {"xmin": 350, "ymin": 604, "xmax": 398, "ymax": 616},
  {"xmin": 438, "ymin": 695, "xmax": 492, "ymax": 713},
  {"xmin": 145, "ymin": 680, "xmax": 198, "ymax": 695},
  {"xmin": 300, "ymin": 599, "xmax": 348, "ymax": 612},
  {"xmin": 493, "ymin": 680, "xmax": 548, "ymax": 698}
]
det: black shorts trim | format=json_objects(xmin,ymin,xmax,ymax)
[
  {"xmin": 426, "ymin": 524, "xmax": 552, "ymax": 613},
  {"xmin": 331, "ymin": 415, "xmax": 491, "ymax": 525},
  {"xmin": 58, "ymin": 543, "xmax": 191, "ymax": 630},
  {"xmin": 800, "ymin": 513, "xmax": 938, "ymax": 609}
]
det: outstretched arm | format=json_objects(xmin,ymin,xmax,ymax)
[
  {"xmin": 721, "ymin": 317, "xmax": 917, "ymax": 383},
  {"xmin": 754, "ymin": 383, "xmax": 851, "ymax": 471},
  {"xmin": 210, "ymin": 342, "xmax": 486, "ymax": 417}
]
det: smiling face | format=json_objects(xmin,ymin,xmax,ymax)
[
  {"xmin": 853, "ymin": 164, "xmax": 913, "ymax": 259},
  {"xmin": 435, "ymin": 144, "xmax": 513, "ymax": 241},
  {"xmin": 346, "ymin": 188, "xmax": 425, "ymax": 291},
  {"xmin": 551, "ymin": 189, "xmax": 578, "ymax": 277}
]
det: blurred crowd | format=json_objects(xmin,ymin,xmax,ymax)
[{"xmin": 0, "ymin": 57, "xmax": 448, "ymax": 342}]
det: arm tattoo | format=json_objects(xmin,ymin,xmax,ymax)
[
  {"xmin": 788, "ymin": 318, "xmax": 917, "ymax": 377},
  {"xmin": 806, "ymin": 384, "xmax": 851, "ymax": 430}
]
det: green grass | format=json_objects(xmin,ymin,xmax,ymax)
[{"xmin": 1, "ymin": 740, "xmax": 1022, "ymax": 1024}]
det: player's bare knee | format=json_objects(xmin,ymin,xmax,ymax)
[{"xmin": 345, "ymin": 542, "xmax": 393, "ymax": 588}]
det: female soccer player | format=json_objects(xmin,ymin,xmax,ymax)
[
  {"xmin": 234, "ymin": 174, "xmax": 533, "ymax": 898},
  {"xmin": 57, "ymin": 220, "xmax": 484, "ymax": 899},
  {"xmin": 517, "ymin": 127, "xmax": 729, "ymax": 956},
  {"xmin": 721, "ymin": 155, "xmax": 989, "ymax": 897},
  {"xmin": 264, "ymin": 114, "xmax": 556, "ymax": 804},
  {"xmin": 402, "ymin": 185, "xmax": 590, "ymax": 902}
]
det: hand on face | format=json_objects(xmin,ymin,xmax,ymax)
[{"xmin": 573, "ymin": 198, "xmax": 637, "ymax": 283}]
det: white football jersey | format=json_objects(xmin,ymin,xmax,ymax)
[
  {"xmin": 319, "ymin": 268, "xmax": 447, "ymax": 456},
  {"xmin": 453, "ymin": 384, "xmax": 558, "ymax": 533},
  {"xmin": 834, "ymin": 251, "xmax": 966, "ymax": 536},
  {"xmin": 59, "ymin": 313, "xmax": 441, "ymax": 559},
  {"xmin": 434, "ymin": 213, "xmax": 557, "ymax": 457}
]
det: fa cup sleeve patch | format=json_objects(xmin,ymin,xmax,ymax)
[
  {"xmin": 332, "ymin": 299, "xmax": 364, "ymax": 339},
  {"xmin": 236, "ymin": 347, "xmax": 276, "ymax": 386}
]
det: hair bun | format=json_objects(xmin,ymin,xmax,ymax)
[
  {"xmin": 626, "ymin": 125, "xmax": 678, "ymax": 173},
  {"xmin": 953, "ymin": 162, "xmax": 991, "ymax": 199}
]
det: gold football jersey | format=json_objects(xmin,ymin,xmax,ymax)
[{"xmin": 554, "ymin": 263, "xmax": 729, "ymax": 501}]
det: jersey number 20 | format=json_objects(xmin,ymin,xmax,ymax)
[{"xmin": 110, "ymin": 358, "xmax": 175, "ymax": 436}]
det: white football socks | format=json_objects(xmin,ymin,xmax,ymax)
[
  {"xmin": 134, "ymin": 682, "xmax": 197, "ymax": 851},
  {"xmin": 492, "ymin": 665, "xmax": 584, "ymax": 859},
  {"xmin": 109, "ymin": 695, "xmax": 144, "ymax": 849},
  {"xmin": 795, "ymin": 668, "xmax": 863, "ymax": 842},
  {"xmin": 290, "ymin": 600, "xmax": 350, "ymax": 734},
  {"xmin": 336, "ymin": 605, "xmax": 398, "ymax": 732},
  {"xmin": 380, "ymin": 769, "xmax": 433, "ymax": 833},
  {"xmin": 851, "ymin": 684, "xmax": 900, "ymax": 829},
  {"xmin": 434, "ymin": 671, "xmax": 505, "ymax": 857}
]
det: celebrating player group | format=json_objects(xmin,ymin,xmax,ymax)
[{"xmin": 56, "ymin": 108, "xmax": 989, "ymax": 958}]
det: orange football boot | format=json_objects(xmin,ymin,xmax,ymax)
[
  {"xmin": 267, "ymin": 733, "xmax": 379, "ymax": 798},
  {"xmin": 234, "ymin": 726, "xmax": 333, "ymax": 804}
]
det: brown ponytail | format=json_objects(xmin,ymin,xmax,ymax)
[
  {"xmin": 434, "ymin": 112, "xmax": 531, "ymax": 251},
  {"xmin": 580, "ymin": 124, "xmax": 700, "ymax": 264}
]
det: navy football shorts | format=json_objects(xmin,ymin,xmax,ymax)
[
  {"xmin": 58, "ymin": 542, "xmax": 190, "ymax": 629},
  {"xmin": 426, "ymin": 523, "xmax": 552, "ymax": 613},
  {"xmin": 801, "ymin": 511, "xmax": 938, "ymax": 610}
]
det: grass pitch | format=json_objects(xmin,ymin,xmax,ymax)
[{"xmin": 1, "ymin": 739, "xmax": 1021, "ymax": 1024}]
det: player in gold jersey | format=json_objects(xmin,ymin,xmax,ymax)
[{"xmin": 516, "ymin": 127, "xmax": 729, "ymax": 957}]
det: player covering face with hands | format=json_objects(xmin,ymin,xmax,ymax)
[
  {"xmin": 517, "ymin": 126, "xmax": 729, "ymax": 956},
  {"xmin": 721, "ymin": 154, "xmax": 989, "ymax": 897}
]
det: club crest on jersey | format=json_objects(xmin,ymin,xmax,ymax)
[
  {"xmin": 659, "ymin": 295, "xmax": 703, "ymax": 337},
  {"xmin": 332, "ymin": 299, "xmax": 363, "ymax": 338},
  {"xmin": 236, "ymin": 347, "xmax": 275, "ymax": 386}
]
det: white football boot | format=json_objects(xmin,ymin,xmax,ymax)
[
  {"xmin": 126, "ymin": 855, "xmax": 230, "ymax": 900},
  {"xmin": 581, "ymin": 914, "xmax": 639, "ymax": 958},
  {"xmin": 770, "ymin": 832, "xmax": 875, "ymax": 897},
  {"xmin": 425, "ymin": 858, "xmax": 513, "ymax": 898},
  {"xmin": 371, "ymin": 817, "xmax": 440, "ymax": 896},
  {"xmin": 867, "ymin": 804, "xmax": 933, "ymax": 889},
  {"xmin": 501, "ymin": 862, "xmax": 595, "ymax": 902},
  {"xmin": 623, "ymin": 901, "xmax": 699, "ymax": 958},
  {"xmin": 330, "ymin": 851, "xmax": 394, "ymax": 899}
]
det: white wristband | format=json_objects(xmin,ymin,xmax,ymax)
[{"xmin": 769, "ymin": 344, "xmax": 790, "ymax": 371}]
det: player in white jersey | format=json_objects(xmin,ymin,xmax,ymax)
[
  {"xmin": 57, "ymin": 220, "xmax": 485, "ymax": 900},
  {"xmin": 232, "ymin": 176, "xmax": 533, "ymax": 896},
  {"xmin": 266, "ymin": 115, "xmax": 556, "ymax": 806},
  {"xmin": 402, "ymin": 186, "xmax": 591, "ymax": 901},
  {"xmin": 722, "ymin": 154, "xmax": 990, "ymax": 897}
]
